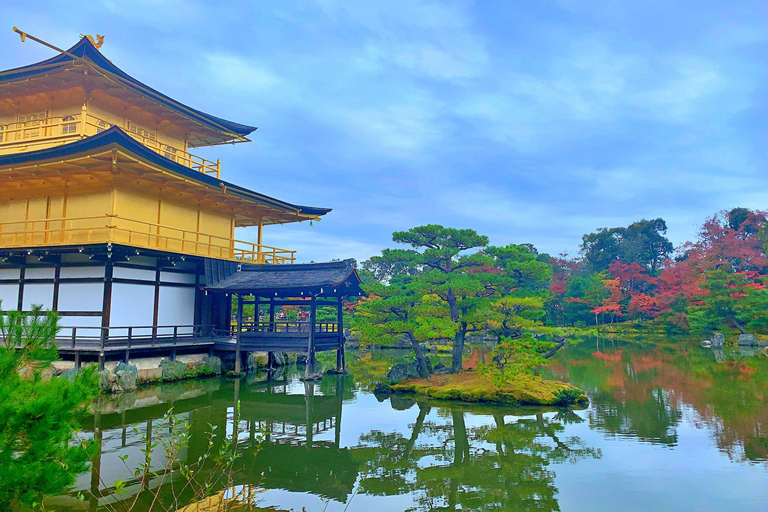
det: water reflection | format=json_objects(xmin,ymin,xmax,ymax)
[
  {"xmin": 355, "ymin": 400, "xmax": 600, "ymax": 511},
  {"xmin": 47, "ymin": 339, "xmax": 768, "ymax": 511},
  {"xmin": 546, "ymin": 337, "xmax": 768, "ymax": 463},
  {"xmin": 49, "ymin": 369, "xmax": 603, "ymax": 511}
]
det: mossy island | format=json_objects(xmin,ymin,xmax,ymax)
[{"xmin": 379, "ymin": 368, "xmax": 587, "ymax": 407}]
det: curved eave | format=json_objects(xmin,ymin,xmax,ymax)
[
  {"xmin": 206, "ymin": 259, "xmax": 366, "ymax": 297},
  {"xmin": 0, "ymin": 37, "xmax": 256, "ymax": 142},
  {"xmin": 0, "ymin": 126, "xmax": 331, "ymax": 219}
]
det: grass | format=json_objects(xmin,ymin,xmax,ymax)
[{"xmin": 390, "ymin": 369, "xmax": 588, "ymax": 407}]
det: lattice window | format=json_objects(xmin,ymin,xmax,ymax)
[
  {"xmin": 127, "ymin": 120, "xmax": 156, "ymax": 141},
  {"xmin": 163, "ymin": 145, "xmax": 177, "ymax": 161},
  {"xmin": 62, "ymin": 115, "xmax": 78, "ymax": 135},
  {"xmin": 96, "ymin": 119, "xmax": 109, "ymax": 134},
  {"xmin": 17, "ymin": 112, "xmax": 47, "ymax": 140},
  {"xmin": 0, "ymin": 125, "xmax": 4, "ymax": 143}
]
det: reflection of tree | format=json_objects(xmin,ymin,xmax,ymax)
[
  {"xmin": 550, "ymin": 341, "xmax": 683, "ymax": 445},
  {"xmin": 549, "ymin": 338, "xmax": 768, "ymax": 462},
  {"xmin": 587, "ymin": 387, "xmax": 682, "ymax": 445},
  {"xmin": 354, "ymin": 402, "xmax": 601, "ymax": 511}
]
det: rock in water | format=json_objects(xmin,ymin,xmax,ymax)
[
  {"xmin": 373, "ymin": 382, "xmax": 392, "ymax": 401},
  {"xmin": 202, "ymin": 356, "xmax": 222, "ymax": 374},
  {"xmin": 99, "ymin": 369, "xmax": 116, "ymax": 392},
  {"xmin": 115, "ymin": 369, "xmax": 137, "ymax": 392},
  {"xmin": 738, "ymin": 334, "xmax": 757, "ymax": 346},
  {"xmin": 160, "ymin": 359, "xmax": 187, "ymax": 380},
  {"xmin": 700, "ymin": 340, "xmax": 713, "ymax": 348},
  {"xmin": 712, "ymin": 333, "xmax": 725, "ymax": 349},
  {"xmin": 272, "ymin": 352, "xmax": 286, "ymax": 366},
  {"xmin": 301, "ymin": 372, "xmax": 324, "ymax": 381},
  {"xmin": 387, "ymin": 363, "xmax": 410, "ymax": 383},
  {"xmin": 390, "ymin": 396, "xmax": 416, "ymax": 410},
  {"xmin": 116, "ymin": 361, "xmax": 138, "ymax": 378}
]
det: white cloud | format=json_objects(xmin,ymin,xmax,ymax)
[{"xmin": 206, "ymin": 54, "xmax": 282, "ymax": 93}]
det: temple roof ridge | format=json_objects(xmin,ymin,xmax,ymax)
[{"xmin": 0, "ymin": 36, "xmax": 257, "ymax": 143}]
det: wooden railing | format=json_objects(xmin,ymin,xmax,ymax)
[
  {"xmin": 0, "ymin": 109, "xmax": 221, "ymax": 178},
  {"xmin": 238, "ymin": 321, "xmax": 340, "ymax": 334},
  {"xmin": 0, "ymin": 215, "xmax": 296, "ymax": 264}
]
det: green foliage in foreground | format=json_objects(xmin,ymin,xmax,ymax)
[{"xmin": 0, "ymin": 306, "xmax": 99, "ymax": 510}]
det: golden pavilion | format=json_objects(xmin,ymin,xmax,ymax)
[{"xmin": 0, "ymin": 30, "xmax": 362, "ymax": 372}]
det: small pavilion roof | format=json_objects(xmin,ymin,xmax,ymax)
[
  {"xmin": 0, "ymin": 126, "xmax": 331, "ymax": 222},
  {"xmin": 0, "ymin": 37, "xmax": 256, "ymax": 145},
  {"xmin": 207, "ymin": 259, "xmax": 365, "ymax": 297}
]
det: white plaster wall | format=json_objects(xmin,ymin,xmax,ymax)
[
  {"xmin": 156, "ymin": 286, "xmax": 196, "ymax": 335},
  {"xmin": 25, "ymin": 267, "xmax": 55, "ymax": 279},
  {"xmin": 58, "ymin": 316, "xmax": 102, "ymax": 338},
  {"xmin": 0, "ymin": 268, "xmax": 21, "ymax": 280},
  {"xmin": 113, "ymin": 267, "xmax": 155, "ymax": 281},
  {"xmin": 58, "ymin": 282, "xmax": 105, "ymax": 312},
  {"xmin": 111, "ymin": 283, "xmax": 155, "ymax": 327},
  {"xmin": 0, "ymin": 283, "xmax": 19, "ymax": 310},
  {"xmin": 23, "ymin": 283, "xmax": 54, "ymax": 310},
  {"xmin": 160, "ymin": 271, "xmax": 196, "ymax": 284},
  {"xmin": 60, "ymin": 266, "xmax": 105, "ymax": 279}
]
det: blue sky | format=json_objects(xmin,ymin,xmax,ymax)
[{"xmin": 4, "ymin": 1, "xmax": 768, "ymax": 262}]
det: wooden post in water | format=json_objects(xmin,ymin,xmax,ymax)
[
  {"xmin": 305, "ymin": 295, "xmax": 317, "ymax": 378},
  {"xmin": 235, "ymin": 294, "xmax": 243, "ymax": 374},
  {"xmin": 336, "ymin": 296, "xmax": 344, "ymax": 371}
]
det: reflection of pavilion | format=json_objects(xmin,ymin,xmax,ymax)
[{"xmin": 75, "ymin": 374, "xmax": 358, "ymax": 510}]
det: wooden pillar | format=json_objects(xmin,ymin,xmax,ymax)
[
  {"xmin": 334, "ymin": 375, "xmax": 343, "ymax": 449},
  {"xmin": 305, "ymin": 295, "xmax": 317, "ymax": 377},
  {"xmin": 235, "ymin": 294, "xmax": 243, "ymax": 374},
  {"xmin": 257, "ymin": 222, "xmax": 264, "ymax": 262},
  {"xmin": 269, "ymin": 297, "xmax": 275, "ymax": 331},
  {"xmin": 304, "ymin": 381, "xmax": 314, "ymax": 449},
  {"xmin": 233, "ymin": 377, "xmax": 240, "ymax": 439},
  {"xmin": 89, "ymin": 409, "xmax": 102, "ymax": 511},
  {"xmin": 336, "ymin": 297, "xmax": 344, "ymax": 371}
]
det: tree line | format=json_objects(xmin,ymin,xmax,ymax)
[{"xmin": 351, "ymin": 208, "xmax": 768, "ymax": 376}]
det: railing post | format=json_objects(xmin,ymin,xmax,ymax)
[
  {"xmin": 80, "ymin": 103, "xmax": 87, "ymax": 137},
  {"xmin": 125, "ymin": 327, "xmax": 132, "ymax": 363},
  {"xmin": 99, "ymin": 327, "xmax": 106, "ymax": 370},
  {"xmin": 171, "ymin": 326, "xmax": 178, "ymax": 361}
]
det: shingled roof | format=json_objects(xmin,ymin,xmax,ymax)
[
  {"xmin": 206, "ymin": 259, "xmax": 364, "ymax": 297},
  {"xmin": 0, "ymin": 36, "xmax": 256, "ymax": 144},
  {"xmin": 0, "ymin": 126, "xmax": 331, "ymax": 220}
]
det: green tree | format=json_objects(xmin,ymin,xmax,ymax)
[
  {"xmin": 0, "ymin": 305, "xmax": 99, "ymax": 510},
  {"xmin": 482, "ymin": 244, "xmax": 552, "ymax": 338},
  {"xmin": 388, "ymin": 225, "xmax": 491, "ymax": 373},
  {"xmin": 563, "ymin": 273, "xmax": 607, "ymax": 326},
  {"xmin": 581, "ymin": 218, "xmax": 673, "ymax": 274},
  {"xmin": 353, "ymin": 271, "xmax": 432, "ymax": 378}
]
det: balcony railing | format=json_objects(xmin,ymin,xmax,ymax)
[
  {"xmin": 0, "ymin": 108, "xmax": 221, "ymax": 178},
  {"xmin": 0, "ymin": 215, "xmax": 295, "ymax": 264}
]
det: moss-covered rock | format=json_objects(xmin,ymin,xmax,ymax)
[
  {"xmin": 202, "ymin": 356, "xmax": 222, "ymax": 374},
  {"xmin": 160, "ymin": 359, "xmax": 187, "ymax": 380},
  {"xmin": 389, "ymin": 369, "xmax": 588, "ymax": 407}
]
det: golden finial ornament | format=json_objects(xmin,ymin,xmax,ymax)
[{"xmin": 80, "ymin": 34, "xmax": 105, "ymax": 49}]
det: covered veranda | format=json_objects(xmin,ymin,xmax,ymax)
[{"xmin": 206, "ymin": 259, "xmax": 365, "ymax": 375}]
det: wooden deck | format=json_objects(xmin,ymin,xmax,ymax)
[{"xmin": 53, "ymin": 321, "xmax": 342, "ymax": 367}]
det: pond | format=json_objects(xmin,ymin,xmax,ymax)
[{"xmin": 47, "ymin": 338, "xmax": 768, "ymax": 511}]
